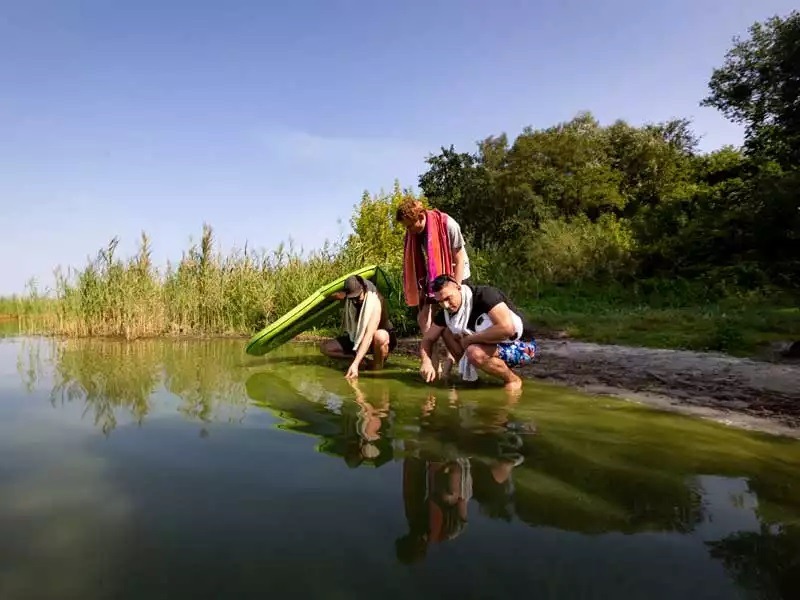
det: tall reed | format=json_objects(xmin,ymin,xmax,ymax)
[{"xmin": 19, "ymin": 224, "xmax": 366, "ymax": 339}]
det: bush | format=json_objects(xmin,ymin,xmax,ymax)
[{"xmin": 475, "ymin": 214, "xmax": 635, "ymax": 296}]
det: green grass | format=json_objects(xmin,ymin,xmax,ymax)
[
  {"xmin": 9, "ymin": 223, "xmax": 799, "ymax": 358},
  {"xmin": 519, "ymin": 284, "xmax": 800, "ymax": 356}
]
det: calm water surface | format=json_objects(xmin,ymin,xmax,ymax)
[{"xmin": 1, "ymin": 335, "xmax": 799, "ymax": 599}]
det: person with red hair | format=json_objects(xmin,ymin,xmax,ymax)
[{"xmin": 395, "ymin": 198, "xmax": 472, "ymax": 336}]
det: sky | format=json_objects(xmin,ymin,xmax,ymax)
[{"xmin": 1, "ymin": 0, "xmax": 797, "ymax": 295}]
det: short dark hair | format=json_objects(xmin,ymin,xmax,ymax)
[{"xmin": 431, "ymin": 274, "xmax": 458, "ymax": 292}]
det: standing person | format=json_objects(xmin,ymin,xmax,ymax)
[
  {"xmin": 418, "ymin": 275, "xmax": 538, "ymax": 391},
  {"xmin": 395, "ymin": 198, "xmax": 472, "ymax": 333},
  {"xmin": 320, "ymin": 275, "xmax": 397, "ymax": 378},
  {"xmin": 396, "ymin": 198, "xmax": 472, "ymax": 375}
]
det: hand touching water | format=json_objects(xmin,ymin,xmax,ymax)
[
  {"xmin": 345, "ymin": 362, "xmax": 359, "ymax": 379},
  {"xmin": 420, "ymin": 360, "xmax": 437, "ymax": 383}
]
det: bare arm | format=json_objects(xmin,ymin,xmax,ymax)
[
  {"xmin": 351, "ymin": 305, "xmax": 381, "ymax": 366},
  {"xmin": 420, "ymin": 322, "xmax": 445, "ymax": 367},
  {"xmin": 466, "ymin": 303, "xmax": 516, "ymax": 344},
  {"xmin": 453, "ymin": 248, "xmax": 467, "ymax": 285}
]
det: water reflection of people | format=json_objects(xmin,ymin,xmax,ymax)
[
  {"xmin": 244, "ymin": 371, "xmax": 394, "ymax": 468},
  {"xmin": 396, "ymin": 388, "xmax": 534, "ymax": 563},
  {"xmin": 343, "ymin": 379, "xmax": 391, "ymax": 467},
  {"xmin": 396, "ymin": 450, "xmax": 473, "ymax": 563}
]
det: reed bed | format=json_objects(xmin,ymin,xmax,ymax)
[{"xmin": 18, "ymin": 224, "xmax": 381, "ymax": 339}]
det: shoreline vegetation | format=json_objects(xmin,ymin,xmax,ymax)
[
  {"xmin": 2, "ymin": 226, "xmax": 797, "ymax": 360},
  {"xmin": 3, "ymin": 11, "xmax": 800, "ymax": 360}
]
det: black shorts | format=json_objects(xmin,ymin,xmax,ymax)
[
  {"xmin": 336, "ymin": 330, "xmax": 398, "ymax": 355},
  {"xmin": 418, "ymin": 277, "xmax": 472, "ymax": 308}
]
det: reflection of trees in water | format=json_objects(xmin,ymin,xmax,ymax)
[
  {"xmin": 407, "ymin": 391, "xmax": 709, "ymax": 536},
  {"xmin": 16, "ymin": 337, "xmax": 800, "ymax": 584},
  {"xmin": 19, "ymin": 338, "xmax": 250, "ymax": 435},
  {"xmin": 707, "ymin": 524, "xmax": 800, "ymax": 599},
  {"xmin": 511, "ymin": 441, "xmax": 707, "ymax": 535},
  {"xmin": 248, "ymin": 364, "xmax": 800, "ymax": 541}
]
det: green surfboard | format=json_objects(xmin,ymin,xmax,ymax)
[{"xmin": 245, "ymin": 264, "xmax": 392, "ymax": 356}]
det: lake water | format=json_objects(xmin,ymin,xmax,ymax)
[{"xmin": 1, "ymin": 334, "xmax": 799, "ymax": 599}]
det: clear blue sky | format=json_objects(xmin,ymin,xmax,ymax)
[{"xmin": 1, "ymin": 0, "xmax": 796, "ymax": 295}]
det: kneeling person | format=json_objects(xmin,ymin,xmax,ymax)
[
  {"xmin": 320, "ymin": 275, "xmax": 397, "ymax": 379},
  {"xmin": 419, "ymin": 275, "xmax": 537, "ymax": 391}
]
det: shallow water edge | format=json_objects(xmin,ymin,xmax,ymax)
[{"xmin": 4, "ymin": 326, "xmax": 800, "ymax": 438}]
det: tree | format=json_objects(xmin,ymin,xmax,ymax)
[
  {"xmin": 345, "ymin": 180, "xmax": 417, "ymax": 268},
  {"xmin": 417, "ymin": 145, "xmax": 496, "ymax": 247},
  {"xmin": 701, "ymin": 10, "xmax": 800, "ymax": 166}
]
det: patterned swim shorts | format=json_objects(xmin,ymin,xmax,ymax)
[{"xmin": 496, "ymin": 340, "xmax": 538, "ymax": 368}]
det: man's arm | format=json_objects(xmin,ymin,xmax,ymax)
[
  {"xmin": 447, "ymin": 218, "xmax": 468, "ymax": 284},
  {"xmin": 351, "ymin": 306, "xmax": 381, "ymax": 366},
  {"xmin": 465, "ymin": 302, "xmax": 516, "ymax": 344},
  {"xmin": 420, "ymin": 322, "xmax": 445, "ymax": 366},
  {"xmin": 453, "ymin": 247, "xmax": 467, "ymax": 285}
]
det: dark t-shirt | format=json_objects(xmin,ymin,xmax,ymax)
[{"xmin": 432, "ymin": 284, "xmax": 535, "ymax": 341}]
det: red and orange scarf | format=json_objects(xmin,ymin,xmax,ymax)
[{"xmin": 402, "ymin": 209, "xmax": 453, "ymax": 306}]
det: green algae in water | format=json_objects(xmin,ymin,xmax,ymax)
[{"xmin": 2, "ymin": 337, "xmax": 799, "ymax": 599}]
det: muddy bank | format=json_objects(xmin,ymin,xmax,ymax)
[{"xmin": 391, "ymin": 337, "xmax": 800, "ymax": 438}]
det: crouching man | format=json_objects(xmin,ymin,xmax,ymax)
[
  {"xmin": 320, "ymin": 275, "xmax": 397, "ymax": 379},
  {"xmin": 418, "ymin": 275, "xmax": 538, "ymax": 391}
]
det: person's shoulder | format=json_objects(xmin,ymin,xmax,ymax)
[
  {"xmin": 444, "ymin": 212, "xmax": 462, "ymax": 228},
  {"xmin": 472, "ymin": 283, "xmax": 501, "ymax": 295},
  {"xmin": 472, "ymin": 284, "xmax": 505, "ymax": 305}
]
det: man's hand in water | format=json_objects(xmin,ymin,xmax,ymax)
[
  {"xmin": 345, "ymin": 362, "xmax": 359, "ymax": 379},
  {"xmin": 420, "ymin": 359, "xmax": 437, "ymax": 383}
]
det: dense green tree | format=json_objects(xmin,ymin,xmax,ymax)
[
  {"xmin": 701, "ymin": 10, "xmax": 800, "ymax": 167},
  {"xmin": 410, "ymin": 11, "xmax": 800, "ymax": 290},
  {"xmin": 417, "ymin": 145, "xmax": 495, "ymax": 247}
]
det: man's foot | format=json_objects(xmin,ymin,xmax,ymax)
[{"xmin": 504, "ymin": 373, "xmax": 523, "ymax": 392}]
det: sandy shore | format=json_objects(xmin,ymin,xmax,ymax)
[{"xmin": 390, "ymin": 337, "xmax": 800, "ymax": 439}]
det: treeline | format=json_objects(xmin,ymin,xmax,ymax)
[
  {"xmin": 10, "ymin": 10, "xmax": 800, "ymax": 344},
  {"xmin": 416, "ymin": 10, "xmax": 800, "ymax": 299}
]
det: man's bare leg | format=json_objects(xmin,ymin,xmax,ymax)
[
  {"xmin": 417, "ymin": 303, "xmax": 441, "ymax": 376},
  {"xmin": 371, "ymin": 329, "xmax": 390, "ymax": 370},
  {"xmin": 417, "ymin": 302, "xmax": 433, "ymax": 334},
  {"xmin": 320, "ymin": 339, "xmax": 351, "ymax": 360},
  {"xmin": 320, "ymin": 338, "xmax": 373, "ymax": 369},
  {"xmin": 464, "ymin": 344, "xmax": 523, "ymax": 391},
  {"xmin": 440, "ymin": 328, "xmax": 465, "ymax": 367}
]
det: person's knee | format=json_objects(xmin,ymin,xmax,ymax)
[
  {"xmin": 417, "ymin": 303, "xmax": 432, "ymax": 332},
  {"xmin": 373, "ymin": 329, "xmax": 390, "ymax": 349},
  {"xmin": 320, "ymin": 339, "xmax": 339, "ymax": 356},
  {"xmin": 465, "ymin": 344, "xmax": 490, "ymax": 366}
]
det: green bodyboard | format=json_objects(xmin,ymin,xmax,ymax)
[{"xmin": 245, "ymin": 264, "xmax": 392, "ymax": 356}]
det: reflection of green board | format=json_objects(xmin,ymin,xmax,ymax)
[{"xmin": 245, "ymin": 264, "xmax": 392, "ymax": 356}]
